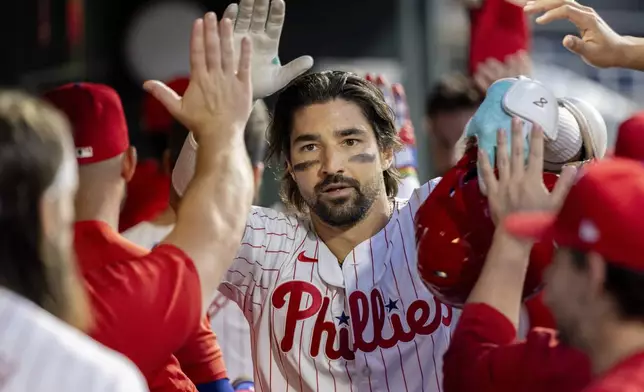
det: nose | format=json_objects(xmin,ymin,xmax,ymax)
[{"xmin": 320, "ymin": 147, "xmax": 345, "ymax": 175}]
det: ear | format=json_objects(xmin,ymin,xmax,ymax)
[
  {"xmin": 162, "ymin": 149, "xmax": 172, "ymax": 176},
  {"xmin": 121, "ymin": 146, "xmax": 138, "ymax": 182},
  {"xmin": 286, "ymin": 161, "xmax": 295, "ymax": 181},
  {"xmin": 586, "ymin": 251, "xmax": 607, "ymax": 300},
  {"xmin": 380, "ymin": 147, "xmax": 394, "ymax": 171}
]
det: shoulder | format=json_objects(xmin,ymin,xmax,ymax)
[
  {"xmin": 395, "ymin": 177, "xmax": 442, "ymax": 212},
  {"xmin": 247, "ymin": 205, "xmax": 301, "ymax": 234},
  {"xmin": 0, "ymin": 290, "xmax": 146, "ymax": 389}
]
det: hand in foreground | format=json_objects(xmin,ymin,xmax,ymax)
[
  {"xmin": 524, "ymin": 0, "xmax": 629, "ymax": 68},
  {"xmin": 223, "ymin": 0, "xmax": 313, "ymax": 99},
  {"xmin": 479, "ymin": 117, "xmax": 577, "ymax": 224},
  {"xmin": 143, "ymin": 13, "xmax": 253, "ymax": 139},
  {"xmin": 473, "ymin": 50, "xmax": 532, "ymax": 93}
]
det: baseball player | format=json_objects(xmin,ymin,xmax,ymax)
[
  {"xmin": 124, "ymin": 77, "xmax": 271, "ymax": 383},
  {"xmin": 0, "ymin": 91, "xmax": 147, "ymax": 390},
  {"xmin": 170, "ymin": 2, "xmax": 451, "ymax": 388},
  {"xmin": 44, "ymin": 82, "xmax": 233, "ymax": 392}
]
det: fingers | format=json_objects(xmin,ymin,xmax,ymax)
[
  {"xmin": 143, "ymin": 81, "xmax": 182, "ymax": 119},
  {"xmin": 532, "ymin": 3, "xmax": 595, "ymax": 28},
  {"xmin": 223, "ymin": 3, "xmax": 239, "ymax": 26},
  {"xmin": 204, "ymin": 12, "xmax": 221, "ymax": 72},
  {"xmin": 527, "ymin": 124, "xmax": 545, "ymax": 176},
  {"xmin": 190, "ymin": 19, "xmax": 207, "ymax": 77},
  {"xmin": 496, "ymin": 129, "xmax": 510, "ymax": 185},
  {"xmin": 510, "ymin": 117, "xmax": 526, "ymax": 179},
  {"xmin": 220, "ymin": 18, "xmax": 235, "ymax": 73},
  {"xmin": 551, "ymin": 165, "xmax": 577, "ymax": 209},
  {"xmin": 236, "ymin": 0, "xmax": 254, "ymax": 31},
  {"xmin": 563, "ymin": 35, "xmax": 586, "ymax": 55},
  {"xmin": 237, "ymin": 37, "xmax": 253, "ymax": 82},
  {"xmin": 478, "ymin": 146, "xmax": 499, "ymax": 196},
  {"xmin": 524, "ymin": 0, "xmax": 591, "ymax": 15},
  {"xmin": 265, "ymin": 0, "xmax": 285, "ymax": 40},
  {"xmin": 250, "ymin": 0, "xmax": 270, "ymax": 32}
]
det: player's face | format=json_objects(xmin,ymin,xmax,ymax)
[
  {"xmin": 543, "ymin": 247, "xmax": 592, "ymax": 349},
  {"xmin": 289, "ymin": 99, "xmax": 392, "ymax": 227}
]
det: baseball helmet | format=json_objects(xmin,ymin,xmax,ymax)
[{"xmin": 415, "ymin": 146, "xmax": 559, "ymax": 308}]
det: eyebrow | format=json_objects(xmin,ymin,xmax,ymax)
[{"xmin": 291, "ymin": 128, "xmax": 368, "ymax": 146}]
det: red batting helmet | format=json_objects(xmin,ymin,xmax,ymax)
[{"xmin": 415, "ymin": 146, "xmax": 558, "ymax": 308}]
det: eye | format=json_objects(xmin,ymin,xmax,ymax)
[
  {"xmin": 301, "ymin": 144, "xmax": 318, "ymax": 152},
  {"xmin": 343, "ymin": 139, "xmax": 360, "ymax": 147}
]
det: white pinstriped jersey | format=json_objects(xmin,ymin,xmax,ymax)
[
  {"xmin": 0, "ymin": 287, "xmax": 147, "ymax": 391},
  {"xmin": 221, "ymin": 178, "xmax": 454, "ymax": 392},
  {"xmin": 123, "ymin": 221, "xmax": 255, "ymax": 381}
]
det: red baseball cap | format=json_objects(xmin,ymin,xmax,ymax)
[
  {"xmin": 44, "ymin": 83, "xmax": 129, "ymax": 165},
  {"xmin": 504, "ymin": 158, "xmax": 644, "ymax": 272},
  {"xmin": 142, "ymin": 77, "xmax": 189, "ymax": 133},
  {"xmin": 615, "ymin": 111, "xmax": 644, "ymax": 161}
]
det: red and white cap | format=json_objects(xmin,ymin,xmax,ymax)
[
  {"xmin": 43, "ymin": 83, "xmax": 129, "ymax": 165},
  {"xmin": 504, "ymin": 158, "xmax": 644, "ymax": 272}
]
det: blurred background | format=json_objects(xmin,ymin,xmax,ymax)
[{"xmin": 2, "ymin": 0, "xmax": 643, "ymax": 207}]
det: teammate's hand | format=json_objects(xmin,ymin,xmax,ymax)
[
  {"xmin": 479, "ymin": 118, "xmax": 577, "ymax": 224},
  {"xmin": 473, "ymin": 50, "xmax": 532, "ymax": 93},
  {"xmin": 524, "ymin": 0, "xmax": 629, "ymax": 68},
  {"xmin": 223, "ymin": 0, "xmax": 313, "ymax": 100},
  {"xmin": 143, "ymin": 13, "xmax": 253, "ymax": 138}
]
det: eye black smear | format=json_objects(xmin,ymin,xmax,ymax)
[
  {"xmin": 292, "ymin": 160, "xmax": 320, "ymax": 172},
  {"xmin": 348, "ymin": 153, "xmax": 376, "ymax": 163}
]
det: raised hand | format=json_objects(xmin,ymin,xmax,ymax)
[
  {"xmin": 479, "ymin": 117, "xmax": 577, "ymax": 224},
  {"xmin": 365, "ymin": 74, "xmax": 416, "ymax": 146},
  {"xmin": 143, "ymin": 13, "xmax": 253, "ymax": 138},
  {"xmin": 223, "ymin": 0, "xmax": 314, "ymax": 99},
  {"xmin": 473, "ymin": 50, "xmax": 532, "ymax": 93},
  {"xmin": 524, "ymin": 0, "xmax": 629, "ymax": 68}
]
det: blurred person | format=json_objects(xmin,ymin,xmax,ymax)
[
  {"xmin": 124, "ymin": 85, "xmax": 271, "ymax": 382},
  {"xmin": 0, "ymin": 91, "xmax": 147, "ymax": 390},
  {"xmin": 174, "ymin": 65, "xmax": 453, "ymax": 391},
  {"xmin": 425, "ymin": 73, "xmax": 482, "ymax": 176},
  {"xmin": 46, "ymin": 13, "xmax": 256, "ymax": 392},
  {"xmin": 504, "ymin": 158, "xmax": 644, "ymax": 392},
  {"xmin": 45, "ymin": 82, "xmax": 233, "ymax": 392},
  {"xmin": 614, "ymin": 112, "xmax": 644, "ymax": 160}
]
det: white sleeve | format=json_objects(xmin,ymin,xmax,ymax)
[
  {"xmin": 110, "ymin": 365, "xmax": 149, "ymax": 392},
  {"xmin": 218, "ymin": 206, "xmax": 301, "ymax": 318}
]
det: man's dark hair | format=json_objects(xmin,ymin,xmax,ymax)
[
  {"xmin": 168, "ymin": 100, "xmax": 270, "ymax": 169},
  {"xmin": 0, "ymin": 91, "xmax": 69, "ymax": 315},
  {"xmin": 425, "ymin": 73, "xmax": 483, "ymax": 117},
  {"xmin": 570, "ymin": 249, "xmax": 644, "ymax": 320},
  {"xmin": 267, "ymin": 71, "xmax": 402, "ymax": 212}
]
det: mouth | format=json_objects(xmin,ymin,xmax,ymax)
[{"xmin": 321, "ymin": 184, "xmax": 353, "ymax": 194}]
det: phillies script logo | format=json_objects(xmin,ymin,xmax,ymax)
[{"xmin": 271, "ymin": 281, "xmax": 452, "ymax": 361}]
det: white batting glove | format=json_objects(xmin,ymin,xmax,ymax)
[{"xmin": 223, "ymin": 0, "xmax": 314, "ymax": 100}]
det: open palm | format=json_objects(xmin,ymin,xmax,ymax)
[{"xmin": 223, "ymin": 0, "xmax": 314, "ymax": 99}]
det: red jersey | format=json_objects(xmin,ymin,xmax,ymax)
[
  {"xmin": 444, "ymin": 303, "xmax": 592, "ymax": 392},
  {"xmin": 583, "ymin": 352, "xmax": 644, "ymax": 392},
  {"xmin": 74, "ymin": 220, "xmax": 227, "ymax": 391}
]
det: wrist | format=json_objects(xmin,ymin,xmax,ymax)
[
  {"xmin": 489, "ymin": 227, "xmax": 532, "ymax": 267},
  {"xmin": 617, "ymin": 36, "xmax": 644, "ymax": 71}
]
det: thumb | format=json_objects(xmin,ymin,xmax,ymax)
[
  {"xmin": 143, "ymin": 80, "xmax": 182, "ymax": 118},
  {"xmin": 563, "ymin": 35, "xmax": 586, "ymax": 56},
  {"xmin": 277, "ymin": 55, "xmax": 314, "ymax": 87}
]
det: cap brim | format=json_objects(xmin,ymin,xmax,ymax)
[{"xmin": 503, "ymin": 211, "xmax": 557, "ymax": 242}]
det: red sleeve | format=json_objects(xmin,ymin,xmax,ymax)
[
  {"xmin": 443, "ymin": 303, "xmax": 592, "ymax": 392},
  {"xmin": 86, "ymin": 244, "xmax": 202, "ymax": 380},
  {"xmin": 469, "ymin": 0, "xmax": 530, "ymax": 75},
  {"xmin": 175, "ymin": 316, "xmax": 229, "ymax": 384}
]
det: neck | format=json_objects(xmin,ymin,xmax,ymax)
[
  {"xmin": 74, "ymin": 185, "xmax": 123, "ymax": 231},
  {"xmin": 588, "ymin": 318, "xmax": 644, "ymax": 375},
  {"xmin": 311, "ymin": 193, "xmax": 392, "ymax": 261}
]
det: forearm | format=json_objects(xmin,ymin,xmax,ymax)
[
  {"xmin": 466, "ymin": 228, "xmax": 531, "ymax": 329},
  {"xmin": 620, "ymin": 36, "xmax": 644, "ymax": 71},
  {"xmin": 175, "ymin": 130, "xmax": 254, "ymax": 311}
]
